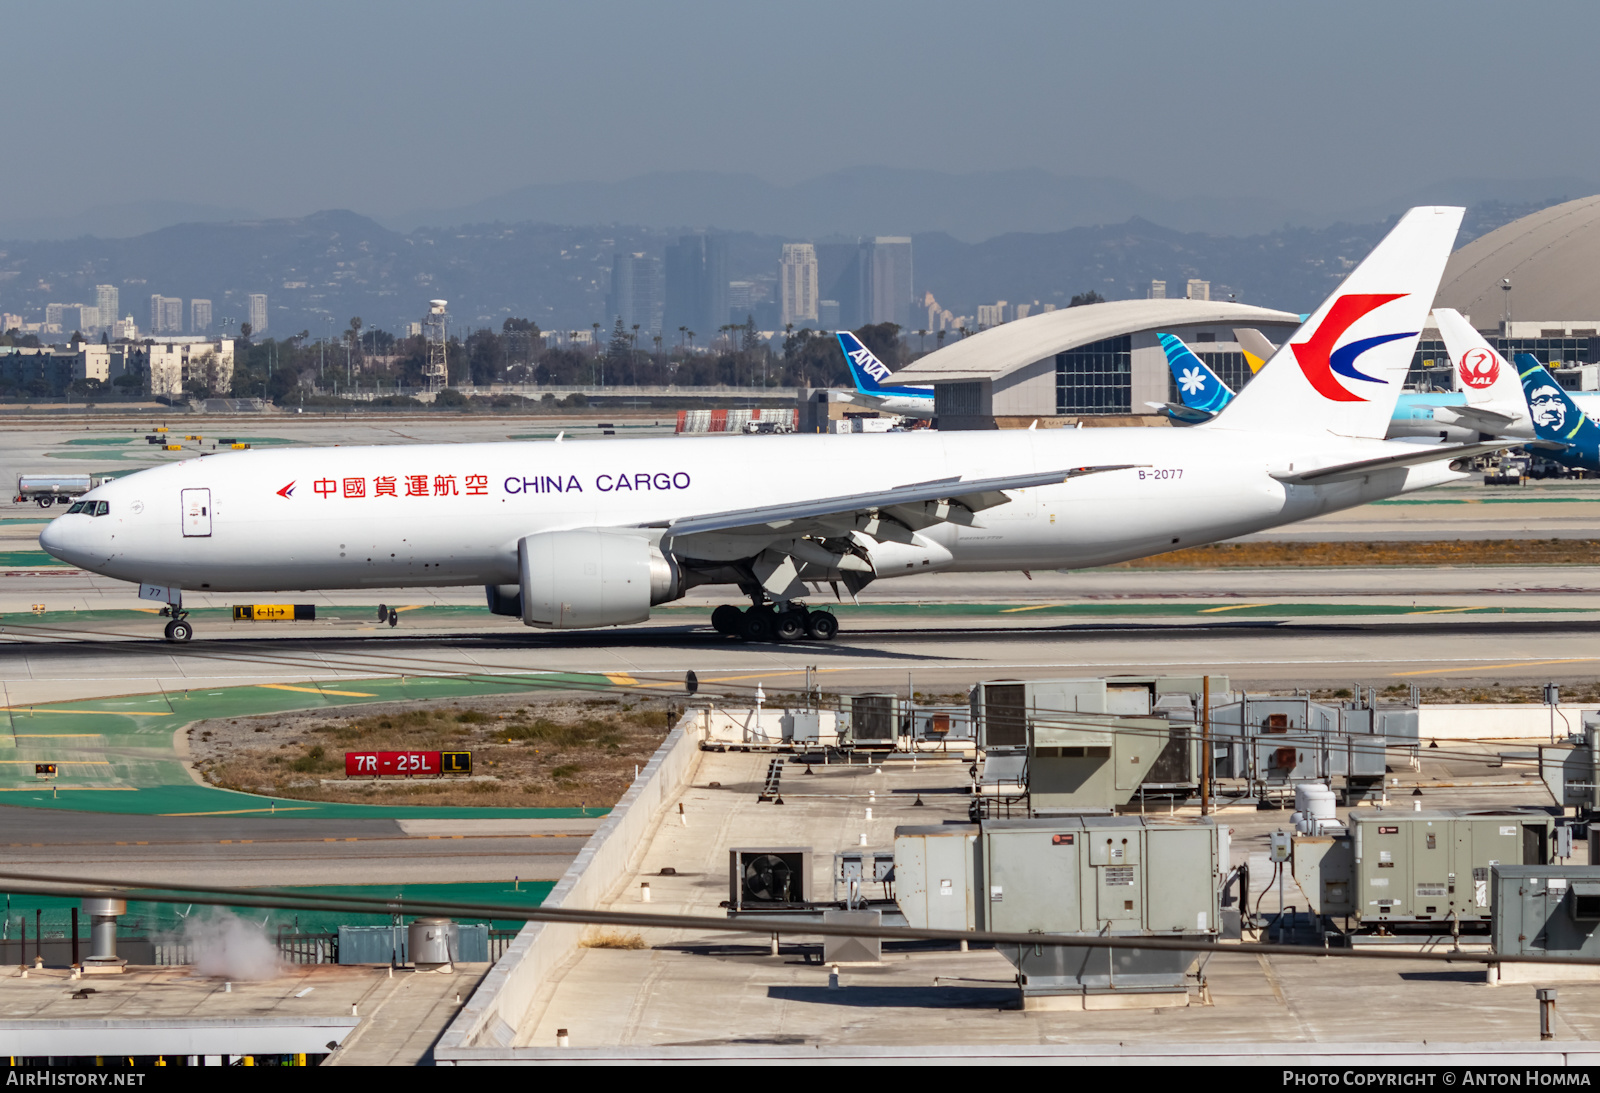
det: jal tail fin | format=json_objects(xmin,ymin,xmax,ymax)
[
  {"xmin": 1433, "ymin": 308, "xmax": 1531, "ymax": 432},
  {"xmin": 836, "ymin": 331, "xmax": 896, "ymax": 395},
  {"xmin": 1157, "ymin": 332, "xmax": 1234, "ymax": 414},
  {"xmin": 1517, "ymin": 354, "xmax": 1600, "ymax": 453},
  {"xmin": 1232, "ymin": 328, "xmax": 1278, "ymax": 374},
  {"xmin": 1206, "ymin": 205, "xmax": 1464, "ymax": 438}
]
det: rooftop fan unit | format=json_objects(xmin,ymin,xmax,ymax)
[{"xmin": 728, "ymin": 847, "xmax": 813, "ymax": 910}]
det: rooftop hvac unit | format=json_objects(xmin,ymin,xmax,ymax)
[
  {"xmin": 728, "ymin": 847, "xmax": 812, "ymax": 910},
  {"xmin": 849, "ymin": 693, "xmax": 899, "ymax": 747}
]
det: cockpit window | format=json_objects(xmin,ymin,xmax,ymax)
[
  {"xmin": 92, "ymin": 501, "xmax": 109, "ymax": 516},
  {"xmin": 66, "ymin": 502, "xmax": 86, "ymax": 514}
]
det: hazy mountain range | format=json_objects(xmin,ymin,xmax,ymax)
[
  {"xmin": 3, "ymin": 168, "xmax": 1594, "ymax": 244},
  {"xmin": 0, "ymin": 187, "xmax": 1577, "ymax": 339}
]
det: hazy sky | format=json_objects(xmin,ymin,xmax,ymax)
[{"xmin": 9, "ymin": 0, "xmax": 1599, "ymax": 221}]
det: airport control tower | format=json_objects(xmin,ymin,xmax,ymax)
[{"xmin": 424, "ymin": 299, "xmax": 448, "ymax": 390}]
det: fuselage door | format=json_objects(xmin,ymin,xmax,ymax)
[{"xmin": 182, "ymin": 488, "xmax": 212, "ymax": 537}]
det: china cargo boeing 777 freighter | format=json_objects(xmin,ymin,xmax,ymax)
[{"xmin": 42, "ymin": 207, "xmax": 1509, "ymax": 644}]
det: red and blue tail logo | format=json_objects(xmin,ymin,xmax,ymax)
[{"xmin": 1290, "ymin": 293, "xmax": 1416, "ymax": 402}]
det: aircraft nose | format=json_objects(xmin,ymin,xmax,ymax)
[{"xmin": 39, "ymin": 513, "xmax": 84, "ymax": 565}]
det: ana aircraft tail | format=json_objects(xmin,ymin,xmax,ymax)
[
  {"xmin": 836, "ymin": 331, "xmax": 918, "ymax": 396},
  {"xmin": 1207, "ymin": 205, "xmax": 1464, "ymax": 438},
  {"xmin": 1158, "ymin": 332, "xmax": 1235, "ymax": 415}
]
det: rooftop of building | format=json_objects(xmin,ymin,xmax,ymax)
[
  {"xmin": 1438, "ymin": 194, "xmax": 1600, "ymax": 323},
  {"xmin": 891, "ymin": 299, "xmax": 1302, "ymax": 384}
]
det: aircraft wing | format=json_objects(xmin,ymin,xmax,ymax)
[
  {"xmin": 1272, "ymin": 440, "xmax": 1519, "ymax": 485},
  {"xmin": 656, "ymin": 465, "xmax": 1140, "ymax": 600},
  {"xmin": 664, "ymin": 466, "xmax": 1136, "ymax": 538}
]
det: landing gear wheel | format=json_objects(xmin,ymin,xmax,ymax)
[
  {"xmin": 164, "ymin": 618, "xmax": 193, "ymax": 644},
  {"xmin": 377, "ymin": 603, "xmax": 388, "ymax": 622},
  {"xmin": 774, "ymin": 610, "xmax": 807, "ymax": 642},
  {"xmin": 711, "ymin": 604, "xmax": 743, "ymax": 635},
  {"xmin": 741, "ymin": 607, "xmax": 776, "ymax": 642},
  {"xmin": 387, "ymin": 608, "xmax": 398, "ymax": 628},
  {"xmin": 806, "ymin": 611, "xmax": 839, "ymax": 641}
]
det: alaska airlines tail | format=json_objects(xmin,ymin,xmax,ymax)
[
  {"xmin": 1208, "ymin": 205, "xmax": 1464, "ymax": 438},
  {"xmin": 1158, "ymin": 332, "xmax": 1235, "ymax": 416},
  {"xmin": 1518, "ymin": 354, "xmax": 1600, "ymax": 464},
  {"xmin": 835, "ymin": 331, "xmax": 932, "ymax": 398}
]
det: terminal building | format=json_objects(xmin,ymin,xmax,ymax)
[{"xmin": 886, "ymin": 299, "xmax": 1302, "ymax": 430}]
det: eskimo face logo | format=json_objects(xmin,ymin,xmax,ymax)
[
  {"xmin": 1291, "ymin": 293, "xmax": 1417, "ymax": 402},
  {"xmin": 1529, "ymin": 383, "xmax": 1568, "ymax": 432},
  {"xmin": 848, "ymin": 347, "xmax": 892, "ymax": 383},
  {"xmin": 1459, "ymin": 347, "xmax": 1500, "ymax": 390}
]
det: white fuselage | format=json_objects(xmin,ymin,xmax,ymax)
[{"xmin": 40, "ymin": 428, "xmax": 1460, "ymax": 596}]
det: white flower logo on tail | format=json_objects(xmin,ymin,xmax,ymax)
[{"xmin": 1179, "ymin": 367, "xmax": 1207, "ymax": 396}]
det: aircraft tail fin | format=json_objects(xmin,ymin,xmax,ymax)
[
  {"xmin": 1232, "ymin": 328, "xmax": 1278, "ymax": 374},
  {"xmin": 1157, "ymin": 332, "xmax": 1234, "ymax": 415},
  {"xmin": 836, "ymin": 331, "xmax": 896, "ymax": 395},
  {"xmin": 1433, "ymin": 308, "xmax": 1531, "ymax": 433},
  {"xmin": 1517, "ymin": 354, "xmax": 1600, "ymax": 453},
  {"xmin": 1207, "ymin": 205, "xmax": 1464, "ymax": 438}
]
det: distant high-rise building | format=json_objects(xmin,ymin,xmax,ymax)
[
  {"xmin": 45, "ymin": 303, "xmax": 66, "ymax": 330},
  {"xmin": 814, "ymin": 237, "xmax": 914, "ymax": 331},
  {"xmin": 779, "ymin": 243, "xmax": 819, "ymax": 328},
  {"xmin": 977, "ymin": 301, "xmax": 1009, "ymax": 329},
  {"xmin": 247, "ymin": 293, "xmax": 268, "ymax": 334},
  {"xmin": 95, "ymin": 285, "xmax": 118, "ymax": 329},
  {"xmin": 606, "ymin": 253, "xmax": 663, "ymax": 336},
  {"xmin": 663, "ymin": 234, "xmax": 728, "ymax": 342},
  {"xmin": 77, "ymin": 306, "xmax": 99, "ymax": 331},
  {"xmin": 1149, "ymin": 280, "xmax": 1167, "ymax": 300},
  {"xmin": 816, "ymin": 239, "xmax": 865, "ymax": 329},
  {"xmin": 866, "ymin": 237, "xmax": 913, "ymax": 329},
  {"xmin": 1185, "ymin": 279, "xmax": 1210, "ymax": 302},
  {"xmin": 149, "ymin": 295, "xmax": 183, "ymax": 334},
  {"xmin": 191, "ymin": 299, "xmax": 212, "ymax": 333},
  {"xmin": 817, "ymin": 299, "xmax": 841, "ymax": 330}
]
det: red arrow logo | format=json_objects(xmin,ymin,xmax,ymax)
[
  {"xmin": 1291, "ymin": 293, "xmax": 1408, "ymax": 402},
  {"xmin": 276, "ymin": 481, "xmax": 295, "ymax": 498}
]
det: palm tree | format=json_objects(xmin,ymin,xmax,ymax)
[{"xmin": 917, "ymin": 328, "xmax": 928, "ymax": 356}]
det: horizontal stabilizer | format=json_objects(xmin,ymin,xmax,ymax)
[
  {"xmin": 1272, "ymin": 440, "xmax": 1518, "ymax": 485},
  {"xmin": 1429, "ymin": 405, "xmax": 1517, "ymax": 432}
]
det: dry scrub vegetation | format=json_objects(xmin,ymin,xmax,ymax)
[
  {"xmin": 1110, "ymin": 539, "xmax": 1600, "ymax": 569},
  {"xmin": 187, "ymin": 693, "xmax": 678, "ymax": 808}
]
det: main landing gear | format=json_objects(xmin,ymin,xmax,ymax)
[{"xmin": 711, "ymin": 602, "xmax": 839, "ymax": 642}]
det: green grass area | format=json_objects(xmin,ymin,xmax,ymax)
[
  {"xmin": 0, "ymin": 672, "xmax": 622, "ymax": 818},
  {"xmin": 63, "ymin": 437, "xmax": 135, "ymax": 446},
  {"xmin": 45, "ymin": 449, "xmax": 166, "ymax": 461},
  {"xmin": 1, "ymin": 880, "xmax": 554, "ymax": 935},
  {"xmin": 0, "ymin": 550, "xmax": 64, "ymax": 567}
]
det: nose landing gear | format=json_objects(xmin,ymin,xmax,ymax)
[
  {"xmin": 710, "ymin": 600, "xmax": 838, "ymax": 642},
  {"xmin": 158, "ymin": 604, "xmax": 193, "ymax": 644}
]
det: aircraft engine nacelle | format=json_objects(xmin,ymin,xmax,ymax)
[{"xmin": 517, "ymin": 529, "xmax": 679, "ymax": 629}]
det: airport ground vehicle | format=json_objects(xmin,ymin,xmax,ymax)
[{"xmin": 14, "ymin": 474, "xmax": 109, "ymax": 508}]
